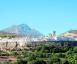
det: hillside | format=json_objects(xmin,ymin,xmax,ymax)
[
  {"xmin": 1, "ymin": 24, "xmax": 42, "ymax": 38},
  {"xmin": 60, "ymin": 30, "xmax": 77, "ymax": 38},
  {"xmin": 0, "ymin": 31, "xmax": 17, "ymax": 38}
]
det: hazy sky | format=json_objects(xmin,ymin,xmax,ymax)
[{"xmin": 0, "ymin": 0, "xmax": 77, "ymax": 35}]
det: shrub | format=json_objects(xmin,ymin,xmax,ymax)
[{"xmin": 31, "ymin": 60, "xmax": 47, "ymax": 64}]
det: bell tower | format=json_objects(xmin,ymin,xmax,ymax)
[{"xmin": 53, "ymin": 31, "xmax": 56, "ymax": 36}]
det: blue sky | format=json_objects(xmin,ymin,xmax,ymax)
[{"xmin": 0, "ymin": 0, "xmax": 77, "ymax": 35}]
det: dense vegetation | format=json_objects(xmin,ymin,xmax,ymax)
[
  {"xmin": 0, "ymin": 41, "xmax": 77, "ymax": 64},
  {"xmin": 13, "ymin": 42, "xmax": 77, "ymax": 64}
]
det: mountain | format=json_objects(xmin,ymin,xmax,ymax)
[
  {"xmin": 68, "ymin": 30, "xmax": 77, "ymax": 34},
  {"xmin": 60, "ymin": 30, "xmax": 77, "ymax": 38},
  {"xmin": 1, "ymin": 24, "xmax": 43, "ymax": 38}
]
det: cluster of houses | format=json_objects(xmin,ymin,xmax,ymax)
[
  {"xmin": 38, "ymin": 31, "xmax": 76, "ymax": 41},
  {"xmin": 0, "ymin": 37, "xmax": 32, "ymax": 50},
  {"xmin": 0, "ymin": 31, "xmax": 77, "ymax": 50}
]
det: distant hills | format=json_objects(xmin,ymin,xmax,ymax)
[
  {"xmin": 0, "ymin": 24, "xmax": 43, "ymax": 38},
  {"xmin": 60, "ymin": 30, "xmax": 77, "ymax": 38},
  {"xmin": 68, "ymin": 30, "xmax": 77, "ymax": 34},
  {"xmin": 0, "ymin": 24, "xmax": 77, "ymax": 38}
]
